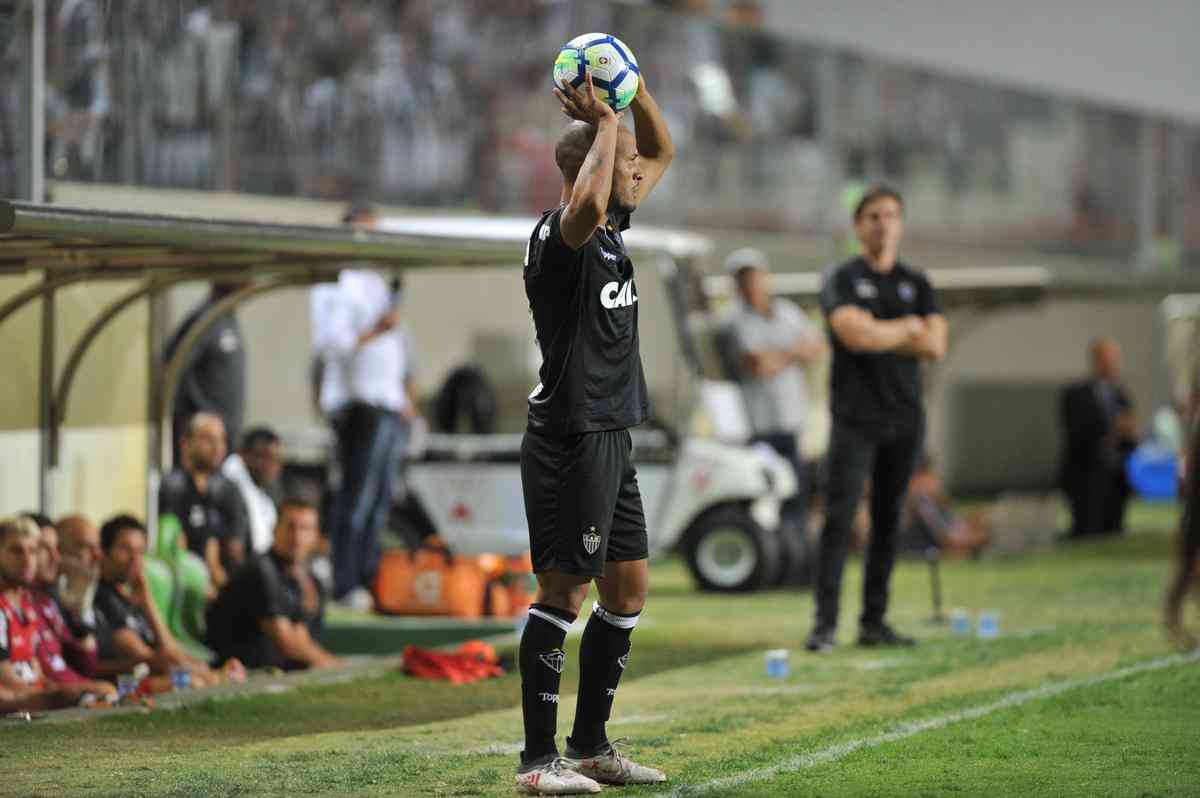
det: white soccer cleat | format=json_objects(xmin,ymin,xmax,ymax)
[
  {"xmin": 566, "ymin": 739, "xmax": 667, "ymax": 786},
  {"xmin": 515, "ymin": 757, "xmax": 602, "ymax": 795}
]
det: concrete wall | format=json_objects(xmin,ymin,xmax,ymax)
[
  {"xmin": 0, "ymin": 275, "xmax": 150, "ymax": 518},
  {"xmin": 760, "ymin": 0, "xmax": 1200, "ymax": 123},
  {"xmin": 930, "ymin": 298, "xmax": 1158, "ymax": 492}
]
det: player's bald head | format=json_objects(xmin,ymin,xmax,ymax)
[{"xmin": 555, "ymin": 121, "xmax": 597, "ymax": 183}]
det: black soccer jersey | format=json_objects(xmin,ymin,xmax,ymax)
[
  {"xmin": 524, "ymin": 207, "xmax": 649, "ymax": 435},
  {"xmin": 820, "ymin": 257, "xmax": 941, "ymax": 430},
  {"xmin": 93, "ymin": 580, "xmax": 158, "ymax": 660}
]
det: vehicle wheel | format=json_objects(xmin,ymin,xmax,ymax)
[
  {"xmin": 683, "ymin": 505, "xmax": 781, "ymax": 592},
  {"xmin": 773, "ymin": 521, "xmax": 815, "ymax": 589}
]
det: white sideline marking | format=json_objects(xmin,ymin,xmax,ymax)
[{"xmin": 668, "ymin": 651, "xmax": 1200, "ymax": 797}]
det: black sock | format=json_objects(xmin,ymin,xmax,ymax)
[
  {"xmin": 519, "ymin": 603, "xmax": 576, "ymax": 764},
  {"xmin": 568, "ymin": 602, "xmax": 639, "ymax": 755}
]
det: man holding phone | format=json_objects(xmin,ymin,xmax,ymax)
[{"xmin": 310, "ymin": 204, "xmax": 422, "ymax": 610}]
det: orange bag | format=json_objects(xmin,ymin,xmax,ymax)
[{"xmin": 373, "ymin": 539, "xmax": 487, "ymax": 618}]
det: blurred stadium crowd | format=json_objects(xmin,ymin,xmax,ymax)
[{"xmin": 2, "ymin": 0, "xmax": 1197, "ymax": 260}]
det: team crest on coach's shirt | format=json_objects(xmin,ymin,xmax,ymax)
[
  {"xmin": 855, "ymin": 279, "xmax": 878, "ymax": 299},
  {"xmin": 582, "ymin": 526, "xmax": 602, "ymax": 556},
  {"xmin": 539, "ymin": 649, "xmax": 565, "ymax": 673},
  {"xmin": 898, "ymin": 281, "xmax": 916, "ymax": 303}
]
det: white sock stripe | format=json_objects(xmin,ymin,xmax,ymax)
[
  {"xmin": 528, "ymin": 607, "xmax": 573, "ymax": 633},
  {"xmin": 592, "ymin": 602, "xmax": 640, "ymax": 630}
]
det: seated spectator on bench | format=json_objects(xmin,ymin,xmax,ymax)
[
  {"xmin": 54, "ymin": 515, "xmax": 105, "ymax": 662},
  {"xmin": 24, "ymin": 513, "xmax": 100, "ymax": 683},
  {"xmin": 160, "ymin": 412, "xmax": 251, "ymax": 588},
  {"xmin": 0, "ymin": 517, "xmax": 114, "ymax": 709},
  {"xmin": 222, "ymin": 426, "xmax": 284, "ymax": 555},
  {"xmin": 206, "ymin": 499, "xmax": 343, "ymax": 671},
  {"xmin": 94, "ymin": 515, "xmax": 244, "ymax": 688},
  {"xmin": 900, "ymin": 455, "xmax": 990, "ymax": 559}
]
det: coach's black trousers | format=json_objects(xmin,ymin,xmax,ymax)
[{"xmin": 815, "ymin": 416, "xmax": 924, "ymax": 631}]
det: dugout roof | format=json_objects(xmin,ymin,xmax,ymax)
[{"xmin": 0, "ymin": 199, "xmax": 710, "ymax": 519}]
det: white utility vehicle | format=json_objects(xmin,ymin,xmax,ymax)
[{"xmin": 378, "ymin": 216, "xmax": 804, "ymax": 592}]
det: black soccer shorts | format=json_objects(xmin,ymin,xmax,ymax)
[{"xmin": 520, "ymin": 428, "xmax": 649, "ymax": 578}]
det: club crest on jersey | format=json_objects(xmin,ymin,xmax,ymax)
[
  {"xmin": 539, "ymin": 222, "xmax": 551, "ymax": 241},
  {"xmin": 600, "ymin": 280, "xmax": 638, "ymax": 309},
  {"xmin": 855, "ymin": 279, "xmax": 878, "ymax": 299},
  {"xmin": 539, "ymin": 650, "xmax": 565, "ymax": 674},
  {"xmin": 582, "ymin": 526, "xmax": 602, "ymax": 556},
  {"xmin": 898, "ymin": 281, "xmax": 916, "ymax": 303}
]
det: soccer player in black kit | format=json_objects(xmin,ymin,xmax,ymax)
[
  {"xmin": 806, "ymin": 186, "xmax": 948, "ymax": 654},
  {"xmin": 514, "ymin": 68, "xmax": 674, "ymax": 795}
]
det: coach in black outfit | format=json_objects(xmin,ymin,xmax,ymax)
[
  {"xmin": 806, "ymin": 186, "xmax": 947, "ymax": 654},
  {"xmin": 1059, "ymin": 338, "xmax": 1137, "ymax": 538}
]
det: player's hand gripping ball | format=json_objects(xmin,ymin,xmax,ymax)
[{"xmin": 553, "ymin": 33, "xmax": 640, "ymax": 112}]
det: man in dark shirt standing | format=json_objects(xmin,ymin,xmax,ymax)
[
  {"xmin": 165, "ymin": 282, "xmax": 247, "ymax": 462},
  {"xmin": 1059, "ymin": 338, "xmax": 1138, "ymax": 538},
  {"xmin": 206, "ymin": 499, "xmax": 341, "ymax": 671},
  {"xmin": 513, "ymin": 70, "xmax": 674, "ymax": 795},
  {"xmin": 159, "ymin": 412, "xmax": 251, "ymax": 589},
  {"xmin": 807, "ymin": 186, "xmax": 947, "ymax": 654}
]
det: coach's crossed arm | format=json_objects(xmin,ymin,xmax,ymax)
[{"xmin": 829, "ymin": 306, "xmax": 926, "ymax": 354}]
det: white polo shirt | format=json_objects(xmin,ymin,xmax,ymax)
[{"xmin": 310, "ymin": 269, "xmax": 415, "ymax": 416}]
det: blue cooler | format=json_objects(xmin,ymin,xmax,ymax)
[{"xmin": 1126, "ymin": 444, "xmax": 1178, "ymax": 501}]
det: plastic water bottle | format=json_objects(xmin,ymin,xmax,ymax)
[
  {"xmin": 765, "ymin": 649, "xmax": 790, "ymax": 679},
  {"xmin": 977, "ymin": 611, "xmax": 1000, "ymax": 640},
  {"xmin": 950, "ymin": 608, "xmax": 971, "ymax": 636},
  {"xmin": 170, "ymin": 665, "xmax": 192, "ymax": 691},
  {"xmin": 117, "ymin": 673, "xmax": 138, "ymax": 700}
]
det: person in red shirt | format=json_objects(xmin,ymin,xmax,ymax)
[
  {"xmin": 0, "ymin": 517, "xmax": 113, "ymax": 709},
  {"xmin": 25, "ymin": 514, "xmax": 101, "ymax": 684}
]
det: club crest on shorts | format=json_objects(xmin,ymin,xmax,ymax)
[
  {"xmin": 582, "ymin": 525, "xmax": 602, "ymax": 556},
  {"xmin": 539, "ymin": 649, "xmax": 565, "ymax": 674}
]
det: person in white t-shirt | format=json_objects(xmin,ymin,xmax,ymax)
[
  {"xmin": 222, "ymin": 427, "xmax": 283, "ymax": 555},
  {"xmin": 310, "ymin": 204, "xmax": 421, "ymax": 610}
]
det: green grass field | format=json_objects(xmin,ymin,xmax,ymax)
[{"xmin": 4, "ymin": 502, "xmax": 1198, "ymax": 797}]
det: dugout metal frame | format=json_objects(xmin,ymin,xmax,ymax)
[{"xmin": 0, "ymin": 200, "xmax": 712, "ymax": 532}]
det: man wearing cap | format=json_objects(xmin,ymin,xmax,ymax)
[{"xmin": 725, "ymin": 248, "xmax": 825, "ymax": 541}]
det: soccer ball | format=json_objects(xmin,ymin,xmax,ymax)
[{"xmin": 552, "ymin": 33, "xmax": 640, "ymax": 112}]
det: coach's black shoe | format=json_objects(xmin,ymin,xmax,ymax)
[
  {"xmin": 858, "ymin": 623, "xmax": 916, "ymax": 648},
  {"xmin": 805, "ymin": 627, "xmax": 836, "ymax": 653}
]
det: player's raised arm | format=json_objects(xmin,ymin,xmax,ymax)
[
  {"xmin": 628, "ymin": 78, "xmax": 675, "ymax": 198},
  {"xmin": 553, "ymin": 71, "xmax": 622, "ymax": 249}
]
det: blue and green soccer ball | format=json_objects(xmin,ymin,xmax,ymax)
[{"xmin": 553, "ymin": 33, "xmax": 640, "ymax": 112}]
